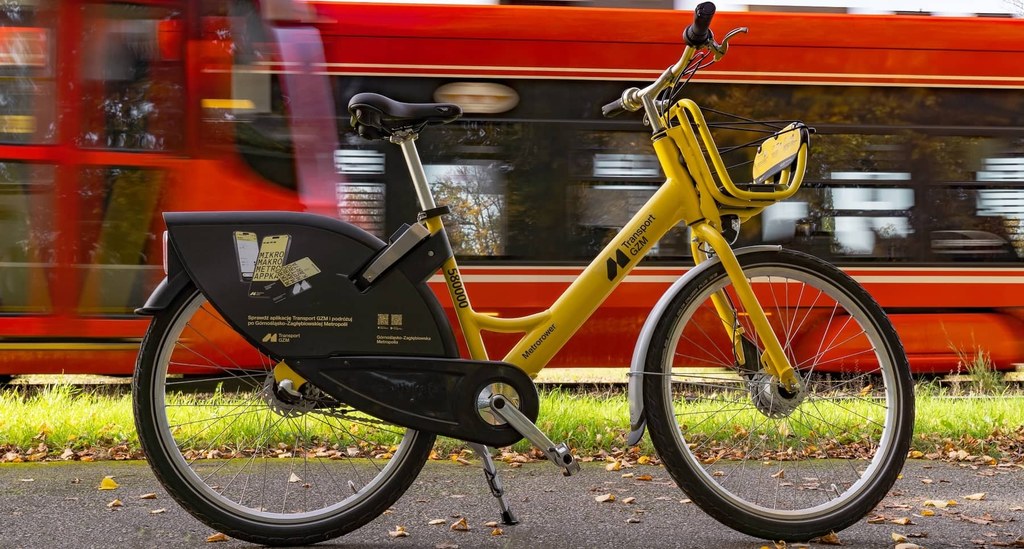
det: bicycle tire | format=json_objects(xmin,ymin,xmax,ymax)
[
  {"xmin": 133, "ymin": 283, "xmax": 435, "ymax": 546},
  {"xmin": 642, "ymin": 249, "xmax": 913, "ymax": 541}
]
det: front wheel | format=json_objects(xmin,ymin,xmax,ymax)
[
  {"xmin": 643, "ymin": 249, "xmax": 913, "ymax": 541},
  {"xmin": 133, "ymin": 283, "xmax": 435, "ymax": 546}
]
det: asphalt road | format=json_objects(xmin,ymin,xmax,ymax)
[{"xmin": 0, "ymin": 459, "xmax": 1021, "ymax": 549}]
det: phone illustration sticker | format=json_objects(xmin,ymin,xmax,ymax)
[
  {"xmin": 249, "ymin": 235, "xmax": 291, "ymax": 297},
  {"xmin": 233, "ymin": 231, "xmax": 259, "ymax": 281}
]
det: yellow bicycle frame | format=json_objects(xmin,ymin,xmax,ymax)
[{"xmin": 430, "ymin": 98, "xmax": 809, "ymax": 390}]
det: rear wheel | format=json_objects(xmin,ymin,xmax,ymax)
[
  {"xmin": 643, "ymin": 249, "xmax": 913, "ymax": 541},
  {"xmin": 133, "ymin": 283, "xmax": 434, "ymax": 546}
]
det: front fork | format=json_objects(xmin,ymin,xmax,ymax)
[{"xmin": 690, "ymin": 223, "xmax": 800, "ymax": 392}]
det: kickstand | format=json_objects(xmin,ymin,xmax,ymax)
[{"xmin": 468, "ymin": 443, "xmax": 518, "ymax": 525}]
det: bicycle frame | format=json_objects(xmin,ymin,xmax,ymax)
[{"xmin": 397, "ymin": 91, "xmax": 802, "ymax": 389}]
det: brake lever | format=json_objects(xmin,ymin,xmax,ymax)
[{"xmin": 709, "ymin": 26, "xmax": 748, "ymax": 61}]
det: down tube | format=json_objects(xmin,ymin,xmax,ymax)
[{"xmin": 505, "ymin": 181, "xmax": 687, "ymax": 376}]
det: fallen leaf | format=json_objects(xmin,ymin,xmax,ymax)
[
  {"xmin": 107, "ymin": 499, "xmax": 123, "ymax": 508},
  {"xmin": 490, "ymin": 528, "xmax": 503, "ymax": 536},
  {"xmin": 484, "ymin": 521, "xmax": 498, "ymax": 528},
  {"xmin": 288, "ymin": 473, "xmax": 301, "ymax": 483},
  {"xmin": 434, "ymin": 544, "xmax": 459, "ymax": 549},
  {"xmin": 150, "ymin": 509, "xmax": 166, "ymax": 515},
  {"xmin": 636, "ymin": 474, "xmax": 653, "ymax": 481},
  {"xmin": 892, "ymin": 532, "xmax": 907, "ymax": 543},
  {"xmin": 206, "ymin": 533, "xmax": 229, "ymax": 543},
  {"xmin": 595, "ymin": 493, "xmax": 616, "ymax": 503},
  {"xmin": 920, "ymin": 479, "xmax": 933, "ymax": 484},
  {"xmin": 921, "ymin": 509, "xmax": 936, "ymax": 517},
  {"xmin": 98, "ymin": 476, "xmax": 119, "ymax": 490},
  {"xmin": 894, "ymin": 544, "xmax": 923, "ymax": 549},
  {"xmin": 923, "ymin": 499, "xmax": 956, "ymax": 508},
  {"xmin": 450, "ymin": 517, "xmax": 470, "ymax": 531},
  {"xmin": 771, "ymin": 470, "xmax": 785, "ymax": 479},
  {"xmin": 388, "ymin": 525, "xmax": 409, "ymax": 538},
  {"xmin": 815, "ymin": 531, "xmax": 841, "ymax": 545},
  {"xmin": 139, "ymin": 493, "xmax": 158, "ymax": 500},
  {"xmin": 605, "ymin": 460, "xmax": 622, "ymax": 472},
  {"xmin": 964, "ymin": 492, "xmax": 986, "ymax": 501},
  {"xmin": 867, "ymin": 515, "xmax": 887, "ymax": 524},
  {"xmin": 908, "ymin": 450, "xmax": 924, "ymax": 459},
  {"xmin": 623, "ymin": 497, "xmax": 637, "ymax": 504},
  {"xmin": 428, "ymin": 519, "xmax": 446, "ymax": 525},
  {"xmin": 626, "ymin": 517, "xmax": 642, "ymax": 524},
  {"xmin": 637, "ymin": 456, "xmax": 651, "ymax": 465},
  {"xmin": 18, "ymin": 478, "xmax": 34, "ymax": 483},
  {"xmin": 621, "ymin": 472, "xmax": 635, "ymax": 479}
]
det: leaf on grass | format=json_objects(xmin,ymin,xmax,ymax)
[
  {"xmin": 964, "ymin": 492, "xmax": 986, "ymax": 501},
  {"xmin": 98, "ymin": 476, "xmax": 119, "ymax": 490},
  {"xmin": 595, "ymin": 493, "xmax": 616, "ymax": 503},
  {"xmin": 139, "ymin": 493, "xmax": 157, "ymax": 500},
  {"xmin": 388, "ymin": 525, "xmax": 409, "ymax": 538},
  {"xmin": 637, "ymin": 456, "xmax": 651, "ymax": 465},
  {"xmin": 206, "ymin": 533, "xmax": 229, "ymax": 543},
  {"xmin": 815, "ymin": 531, "xmax": 842, "ymax": 545},
  {"xmin": 428, "ymin": 519, "xmax": 446, "ymax": 526},
  {"xmin": 450, "ymin": 517, "xmax": 470, "ymax": 531},
  {"xmin": 107, "ymin": 499, "xmax": 123, "ymax": 508}
]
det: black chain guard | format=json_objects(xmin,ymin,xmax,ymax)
[{"xmin": 289, "ymin": 356, "xmax": 539, "ymax": 447}]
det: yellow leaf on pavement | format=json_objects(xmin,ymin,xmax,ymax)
[
  {"xmin": 206, "ymin": 533, "xmax": 229, "ymax": 543},
  {"xmin": 964, "ymin": 492, "xmax": 986, "ymax": 501},
  {"xmin": 605, "ymin": 460, "xmax": 621, "ymax": 472},
  {"xmin": 595, "ymin": 493, "xmax": 616, "ymax": 503},
  {"xmin": 816, "ymin": 531, "xmax": 842, "ymax": 545},
  {"xmin": 107, "ymin": 499, "xmax": 123, "ymax": 508},
  {"xmin": 450, "ymin": 517, "xmax": 470, "ymax": 531},
  {"xmin": 921, "ymin": 509, "xmax": 935, "ymax": 516},
  {"xmin": 98, "ymin": 476, "xmax": 119, "ymax": 490},
  {"xmin": 388, "ymin": 526, "xmax": 409, "ymax": 538},
  {"xmin": 891, "ymin": 532, "xmax": 907, "ymax": 543},
  {"xmin": 139, "ymin": 493, "xmax": 157, "ymax": 500}
]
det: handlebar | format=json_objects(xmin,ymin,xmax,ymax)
[
  {"xmin": 603, "ymin": 1, "xmax": 746, "ymax": 123},
  {"xmin": 684, "ymin": 2, "xmax": 716, "ymax": 47}
]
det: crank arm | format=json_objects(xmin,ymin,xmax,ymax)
[{"xmin": 489, "ymin": 395, "xmax": 580, "ymax": 476}]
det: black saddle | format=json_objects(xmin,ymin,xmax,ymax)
[{"xmin": 348, "ymin": 92, "xmax": 462, "ymax": 141}]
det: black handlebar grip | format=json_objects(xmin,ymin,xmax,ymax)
[
  {"xmin": 602, "ymin": 98, "xmax": 627, "ymax": 118},
  {"xmin": 684, "ymin": 2, "xmax": 716, "ymax": 46}
]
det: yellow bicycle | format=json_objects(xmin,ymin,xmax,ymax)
[{"xmin": 133, "ymin": 2, "xmax": 914, "ymax": 544}]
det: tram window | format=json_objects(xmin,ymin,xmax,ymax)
[
  {"xmin": 79, "ymin": 4, "xmax": 184, "ymax": 151},
  {"xmin": 0, "ymin": 2, "xmax": 56, "ymax": 145},
  {"xmin": 77, "ymin": 167, "xmax": 166, "ymax": 315},
  {"xmin": 0, "ymin": 162, "xmax": 54, "ymax": 313},
  {"xmin": 425, "ymin": 161, "xmax": 507, "ymax": 256}
]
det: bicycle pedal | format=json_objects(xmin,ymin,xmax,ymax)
[{"xmin": 488, "ymin": 395, "xmax": 580, "ymax": 476}]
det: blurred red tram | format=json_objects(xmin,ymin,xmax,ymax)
[{"xmin": 0, "ymin": 0, "xmax": 1022, "ymax": 377}]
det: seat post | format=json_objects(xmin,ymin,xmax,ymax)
[{"xmin": 396, "ymin": 136, "xmax": 437, "ymax": 211}]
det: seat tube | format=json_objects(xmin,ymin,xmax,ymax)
[{"xmin": 397, "ymin": 138, "xmax": 437, "ymax": 211}]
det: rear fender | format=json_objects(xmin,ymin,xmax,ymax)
[{"xmin": 140, "ymin": 211, "xmax": 458, "ymax": 359}]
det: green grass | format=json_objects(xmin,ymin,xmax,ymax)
[{"xmin": 1, "ymin": 383, "xmax": 1022, "ymax": 461}]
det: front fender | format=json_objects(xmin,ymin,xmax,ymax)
[{"xmin": 625, "ymin": 246, "xmax": 780, "ymax": 446}]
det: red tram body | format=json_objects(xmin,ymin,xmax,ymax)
[{"xmin": 0, "ymin": 1, "xmax": 1021, "ymax": 375}]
